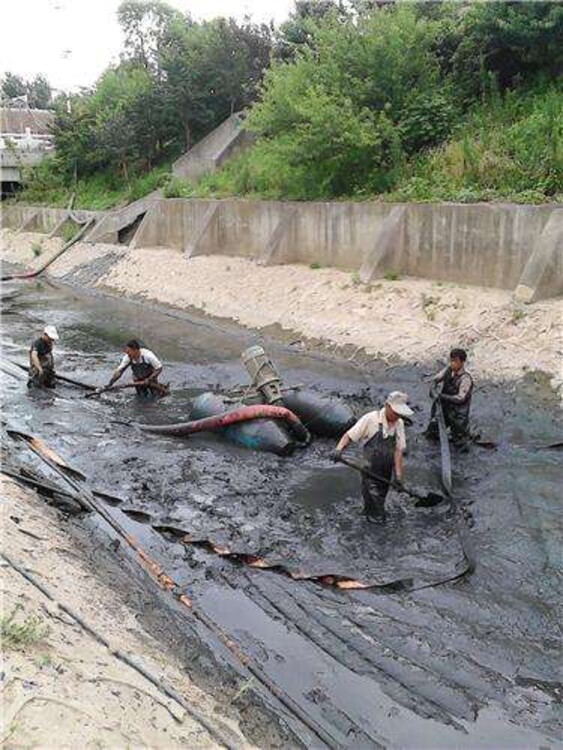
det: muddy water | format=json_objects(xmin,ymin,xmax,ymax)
[{"xmin": 1, "ymin": 276, "xmax": 562, "ymax": 748}]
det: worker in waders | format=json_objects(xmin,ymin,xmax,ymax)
[
  {"xmin": 333, "ymin": 392, "xmax": 413, "ymax": 523},
  {"xmin": 426, "ymin": 347, "xmax": 473, "ymax": 449},
  {"xmin": 107, "ymin": 339, "xmax": 163, "ymax": 398},
  {"xmin": 28, "ymin": 325, "xmax": 59, "ymax": 388}
]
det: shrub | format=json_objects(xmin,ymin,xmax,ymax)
[{"xmin": 1, "ymin": 604, "xmax": 49, "ymax": 650}]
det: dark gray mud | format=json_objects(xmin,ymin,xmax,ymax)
[{"xmin": 1, "ymin": 275, "xmax": 562, "ymax": 748}]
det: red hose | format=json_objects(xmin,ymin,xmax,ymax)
[{"xmin": 138, "ymin": 404, "xmax": 310, "ymax": 444}]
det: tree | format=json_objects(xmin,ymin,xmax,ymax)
[
  {"xmin": 1, "ymin": 72, "xmax": 53, "ymax": 108},
  {"xmin": 453, "ymin": 1, "xmax": 563, "ymax": 99},
  {"xmin": 203, "ymin": 18, "xmax": 272, "ymax": 115},
  {"xmin": 276, "ymin": 0, "xmax": 349, "ymax": 60},
  {"xmin": 27, "ymin": 75, "xmax": 52, "ymax": 109},
  {"xmin": 242, "ymin": 5, "xmax": 455, "ymax": 198},
  {"xmin": 1, "ymin": 72, "xmax": 27, "ymax": 102},
  {"xmin": 117, "ymin": 0, "xmax": 184, "ymax": 74},
  {"xmin": 161, "ymin": 16, "xmax": 272, "ymax": 150}
]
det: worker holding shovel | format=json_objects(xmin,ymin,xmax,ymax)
[
  {"xmin": 103, "ymin": 339, "xmax": 166, "ymax": 399},
  {"xmin": 332, "ymin": 392, "xmax": 413, "ymax": 523}
]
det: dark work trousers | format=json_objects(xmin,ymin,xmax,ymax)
[
  {"xmin": 361, "ymin": 430, "xmax": 396, "ymax": 521},
  {"xmin": 427, "ymin": 399, "xmax": 471, "ymax": 447},
  {"xmin": 130, "ymin": 359, "xmax": 159, "ymax": 398},
  {"xmin": 28, "ymin": 353, "xmax": 56, "ymax": 389}
]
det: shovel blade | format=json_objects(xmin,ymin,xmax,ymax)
[{"xmin": 414, "ymin": 491, "xmax": 447, "ymax": 508}]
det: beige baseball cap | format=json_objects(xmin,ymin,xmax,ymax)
[
  {"xmin": 386, "ymin": 391, "xmax": 413, "ymax": 417},
  {"xmin": 44, "ymin": 325, "xmax": 59, "ymax": 341}
]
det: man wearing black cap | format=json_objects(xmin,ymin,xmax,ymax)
[{"xmin": 426, "ymin": 348, "xmax": 473, "ymax": 448}]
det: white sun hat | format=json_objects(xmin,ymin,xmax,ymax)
[
  {"xmin": 43, "ymin": 325, "xmax": 59, "ymax": 341},
  {"xmin": 386, "ymin": 391, "xmax": 413, "ymax": 417}
]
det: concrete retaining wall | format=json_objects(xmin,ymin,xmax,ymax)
[
  {"xmin": 1, "ymin": 205, "xmax": 99, "ymax": 234},
  {"xmin": 131, "ymin": 198, "xmax": 562, "ymax": 299},
  {"xmin": 172, "ymin": 112, "xmax": 255, "ymax": 183},
  {"xmin": 3, "ymin": 198, "xmax": 562, "ymax": 301}
]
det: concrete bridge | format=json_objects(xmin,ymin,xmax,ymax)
[{"xmin": 0, "ymin": 108, "xmax": 54, "ymax": 195}]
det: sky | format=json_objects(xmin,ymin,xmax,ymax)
[{"xmin": 0, "ymin": 0, "xmax": 295, "ymax": 93}]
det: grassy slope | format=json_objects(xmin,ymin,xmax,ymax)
[
  {"xmin": 166, "ymin": 84, "xmax": 563, "ymax": 204},
  {"xmin": 13, "ymin": 164, "xmax": 171, "ymax": 211},
  {"xmin": 13, "ymin": 85, "xmax": 563, "ymax": 209}
]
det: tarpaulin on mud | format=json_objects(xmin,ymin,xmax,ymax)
[{"xmin": 153, "ymin": 502, "xmax": 466, "ymax": 589}]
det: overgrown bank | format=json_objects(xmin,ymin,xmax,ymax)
[
  {"xmin": 13, "ymin": 1, "xmax": 563, "ymax": 210},
  {"xmin": 182, "ymin": 84, "xmax": 562, "ymax": 205}
]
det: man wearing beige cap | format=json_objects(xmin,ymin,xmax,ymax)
[
  {"xmin": 333, "ymin": 391, "xmax": 413, "ymax": 522},
  {"xmin": 28, "ymin": 325, "xmax": 59, "ymax": 389}
]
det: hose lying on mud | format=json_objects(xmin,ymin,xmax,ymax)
[
  {"xmin": 1, "ymin": 217, "xmax": 96, "ymax": 282},
  {"xmin": 0, "ymin": 551, "xmax": 240, "ymax": 749},
  {"xmin": 138, "ymin": 404, "xmax": 311, "ymax": 446},
  {"xmin": 6, "ymin": 428, "xmax": 195, "ymax": 606},
  {"xmin": 3, "ymin": 427, "xmax": 341, "ymax": 748}
]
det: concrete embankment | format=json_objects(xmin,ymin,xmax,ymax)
[
  {"xmin": 1, "ymin": 227, "xmax": 561, "ymax": 392},
  {"xmin": 3, "ymin": 198, "xmax": 563, "ymax": 302}
]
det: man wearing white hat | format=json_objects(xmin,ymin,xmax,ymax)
[
  {"xmin": 333, "ymin": 391, "xmax": 413, "ymax": 522},
  {"xmin": 28, "ymin": 325, "xmax": 59, "ymax": 388}
]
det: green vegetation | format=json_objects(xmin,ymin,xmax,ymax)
[
  {"xmin": 1, "ymin": 72, "xmax": 52, "ymax": 108},
  {"xmin": 19, "ymin": 160, "xmax": 172, "ymax": 210},
  {"xmin": 1, "ymin": 604, "xmax": 49, "ymax": 650},
  {"xmin": 389, "ymin": 85, "xmax": 563, "ymax": 203},
  {"xmin": 14, "ymin": 0, "xmax": 272, "ymax": 209},
  {"xmin": 511, "ymin": 306, "xmax": 527, "ymax": 323},
  {"xmin": 61, "ymin": 222, "xmax": 80, "ymax": 242},
  {"xmin": 13, "ymin": 1, "xmax": 563, "ymax": 207},
  {"xmin": 31, "ymin": 241, "xmax": 43, "ymax": 257},
  {"xmin": 198, "ymin": 2, "xmax": 562, "ymax": 203}
]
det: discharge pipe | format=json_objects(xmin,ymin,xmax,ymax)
[
  {"xmin": 138, "ymin": 403, "xmax": 310, "ymax": 446},
  {"xmin": 1, "ymin": 217, "xmax": 95, "ymax": 282}
]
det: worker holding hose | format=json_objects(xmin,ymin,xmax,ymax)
[
  {"xmin": 106, "ymin": 339, "xmax": 164, "ymax": 398},
  {"xmin": 426, "ymin": 348, "xmax": 473, "ymax": 449},
  {"xmin": 28, "ymin": 325, "xmax": 59, "ymax": 389},
  {"xmin": 332, "ymin": 392, "xmax": 413, "ymax": 523}
]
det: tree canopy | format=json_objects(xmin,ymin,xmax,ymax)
[
  {"xmin": 14, "ymin": 0, "xmax": 563, "ymax": 205},
  {"xmin": 1, "ymin": 73, "xmax": 53, "ymax": 109},
  {"xmin": 48, "ymin": 0, "xmax": 273, "ymax": 180}
]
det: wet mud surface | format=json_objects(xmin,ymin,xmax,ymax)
[{"xmin": 1, "ymin": 276, "xmax": 562, "ymax": 748}]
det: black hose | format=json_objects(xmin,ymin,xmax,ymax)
[
  {"xmin": 2, "ymin": 218, "xmax": 95, "ymax": 282},
  {"xmin": 435, "ymin": 401, "xmax": 476, "ymax": 575}
]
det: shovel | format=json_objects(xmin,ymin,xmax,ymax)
[
  {"xmin": 86, "ymin": 381, "xmax": 170, "ymax": 398},
  {"xmin": 337, "ymin": 454, "xmax": 448, "ymax": 508}
]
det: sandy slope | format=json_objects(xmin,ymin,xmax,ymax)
[
  {"xmin": 1, "ymin": 229, "xmax": 561, "ymax": 390},
  {"xmin": 0, "ymin": 477, "xmax": 249, "ymax": 748}
]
